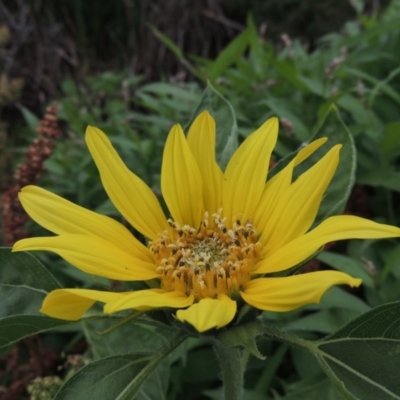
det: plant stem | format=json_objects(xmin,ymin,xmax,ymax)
[{"xmin": 213, "ymin": 340, "xmax": 244, "ymax": 400}]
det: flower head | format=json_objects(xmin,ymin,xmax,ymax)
[{"xmin": 13, "ymin": 111, "xmax": 400, "ymax": 332}]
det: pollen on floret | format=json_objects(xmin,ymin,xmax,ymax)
[{"xmin": 149, "ymin": 210, "xmax": 263, "ymax": 301}]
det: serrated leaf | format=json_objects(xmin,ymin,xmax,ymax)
[
  {"xmin": 0, "ymin": 247, "xmax": 61, "ymax": 296},
  {"xmin": 0, "ymin": 315, "xmax": 73, "ymax": 355},
  {"xmin": 0, "ymin": 248, "xmax": 68, "ymax": 354},
  {"xmin": 260, "ymin": 303, "xmax": 400, "ymax": 398},
  {"xmin": 54, "ymin": 331, "xmax": 188, "ymax": 400},
  {"xmin": 185, "ymin": 82, "xmax": 238, "ymax": 169},
  {"xmin": 82, "ymin": 316, "xmax": 173, "ymax": 359},
  {"xmin": 310, "ymin": 301, "xmax": 400, "ymax": 399}
]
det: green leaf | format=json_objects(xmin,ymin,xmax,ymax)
[
  {"xmin": 284, "ymin": 309, "xmax": 363, "ymax": 335},
  {"xmin": 83, "ymin": 316, "xmax": 173, "ymax": 400},
  {"xmin": 317, "ymin": 251, "xmax": 375, "ymax": 288},
  {"xmin": 148, "ymin": 25, "xmax": 200, "ymax": 78},
  {"xmin": 310, "ymin": 301, "xmax": 400, "ymax": 399},
  {"xmin": 382, "ymin": 121, "xmax": 400, "ymax": 161},
  {"xmin": 0, "ymin": 248, "xmax": 70, "ymax": 354},
  {"xmin": 148, "ymin": 25, "xmax": 183, "ymax": 59},
  {"xmin": 85, "ymin": 316, "xmax": 174, "ymax": 354},
  {"xmin": 0, "ymin": 315, "xmax": 73, "ymax": 355},
  {"xmin": 208, "ymin": 28, "xmax": 250, "ymax": 81},
  {"xmin": 357, "ymin": 167, "xmax": 400, "ymax": 193},
  {"xmin": 185, "ymin": 82, "xmax": 238, "ymax": 169},
  {"xmin": 54, "ymin": 330, "xmax": 188, "ymax": 400},
  {"xmin": 277, "ymin": 379, "xmax": 349, "ymax": 400},
  {"xmin": 0, "ymin": 248, "xmax": 61, "ymax": 297},
  {"xmin": 217, "ymin": 319, "xmax": 266, "ymax": 359},
  {"xmin": 260, "ymin": 303, "xmax": 400, "ymax": 398},
  {"xmin": 18, "ymin": 105, "xmax": 39, "ymax": 131}
]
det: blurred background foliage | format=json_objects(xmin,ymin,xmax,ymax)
[{"xmin": 1, "ymin": 0, "xmax": 400, "ymax": 399}]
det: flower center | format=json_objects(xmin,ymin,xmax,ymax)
[{"xmin": 149, "ymin": 210, "xmax": 262, "ymax": 301}]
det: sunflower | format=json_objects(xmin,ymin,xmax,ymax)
[{"xmin": 12, "ymin": 111, "xmax": 400, "ymax": 332}]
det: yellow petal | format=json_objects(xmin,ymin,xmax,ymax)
[
  {"xmin": 187, "ymin": 111, "xmax": 223, "ymax": 214},
  {"xmin": 262, "ymin": 145, "xmax": 341, "ymax": 251},
  {"xmin": 253, "ymin": 138, "xmax": 328, "ymax": 230},
  {"xmin": 85, "ymin": 126, "xmax": 168, "ymax": 240},
  {"xmin": 241, "ymin": 272, "xmax": 361, "ymax": 312},
  {"xmin": 293, "ymin": 137, "xmax": 328, "ymax": 166},
  {"xmin": 222, "ymin": 117, "xmax": 278, "ymax": 225},
  {"xmin": 104, "ymin": 289, "xmax": 194, "ymax": 313},
  {"xmin": 176, "ymin": 294, "xmax": 236, "ymax": 332},
  {"xmin": 17, "ymin": 185, "xmax": 151, "ymax": 261},
  {"xmin": 41, "ymin": 288, "xmax": 126, "ymax": 320},
  {"xmin": 256, "ymin": 215, "xmax": 400, "ymax": 274},
  {"xmin": 161, "ymin": 124, "xmax": 204, "ymax": 227},
  {"xmin": 13, "ymin": 234, "xmax": 159, "ymax": 281}
]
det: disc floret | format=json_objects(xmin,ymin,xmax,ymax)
[{"xmin": 150, "ymin": 210, "xmax": 263, "ymax": 300}]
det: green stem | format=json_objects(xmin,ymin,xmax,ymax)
[
  {"xmin": 261, "ymin": 325, "xmax": 310, "ymax": 351},
  {"xmin": 212, "ymin": 340, "xmax": 244, "ymax": 400}
]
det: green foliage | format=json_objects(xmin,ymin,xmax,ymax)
[{"xmin": 3, "ymin": 1, "xmax": 400, "ymax": 399}]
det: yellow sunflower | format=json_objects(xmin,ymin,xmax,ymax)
[{"xmin": 12, "ymin": 111, "xmax": 400, "ymax": 332}]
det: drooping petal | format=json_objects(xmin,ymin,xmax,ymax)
[
  {"xmin": 104, "ymin": 289, "xmax": 194, "ymax": 313},
  {"xmin": 253, "ymin": 138, "xmax": 328, "ymax": 230},
  {"xmin": 41, "ymin": 288, "xmax": 126, "ymax": 321},
  {"xmin": 13, "ymin": 235, "xmax": 159, "ymax": 281},
  {"xmin": 187, "ymin": 111, "xmax": 223, "ymax": 214},
  {"xmin": 175, "ymin": 294, "xmax": 236, "ymax": 332},
  {"xmin": 161, "ymin": 124, "xmax": 204, "ymax": 227},
  {"xmin": 85, "ymin": 126, "xmax": 168, "ymax": 240},
  {"xmin": 17, "ymin": 185, "xmax": 151, "ymax": 260},
  {"xmin": 222, "ymin": 117, "xmax": 278, "ymax": 226},
  {"xmin": 241, "ymin": 271, "xmax": 361, "ymax": 312},
  {"xmin": 255, "ymin": 215, "xmax": 400, "ymax": 274},
  {"xmin": 261, "ymin": 145, "xmax": 341, "ymax": 251}
]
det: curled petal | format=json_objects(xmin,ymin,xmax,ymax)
[
  {"xmin": 13, "ymin": 235, "xmax": 159, "ymax": 281},
  {"xmin": 41, "ymin": 289, "xmax": 126, "ymax": 321},
  {"xmin": 176, "ymin": 294, "xmax": 236, "ymax": 332},
  {"xmin": 256, "ymin": 215, "xmax": 400, "ymax": 274},
  {"xmin": 85, "ymin": 126, "xmax": 169, "ymax": 240},
  {"xmin": 241, "ymin": 271, "xmax": 362, "ymax": 312},
  {"xmin": 104, "ymin": 289, "xmax": 194, "ymax": 313}
]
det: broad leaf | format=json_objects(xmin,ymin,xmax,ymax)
[
  {"xmin": 311, "ymin": 301, "xmax": 400, "ymax": 400},
  {"xmin": 0, "ymin": 248, "xmax": 72, "ymax": 354},
  {"xmin": 0, "ymin": 315, "xmax": 73, "ymax": 355},
  {"xmin": 83, "ymin": 317, "xmax": 175, "ymax": 399},
  {"xmin": 260, "ymin": 303, "xmax": 400, "ymax": 399},
  {"xmin": 54, "ymin": 331, "xmax": 188, "ymax": 400}
]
